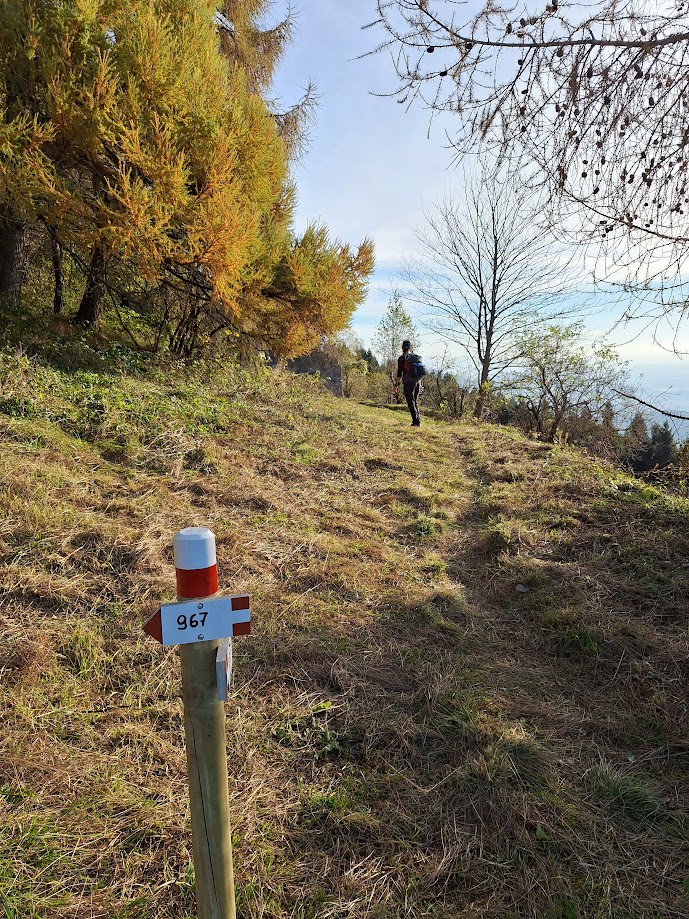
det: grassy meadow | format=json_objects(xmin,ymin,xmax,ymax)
[{"xmin": 0, "ymin": 328, "xmax": 688, "ymax": 917}]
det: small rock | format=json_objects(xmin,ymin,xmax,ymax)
[{"xmin": 515, "ymin": 583, "xmax": 529, "ymax": 594}]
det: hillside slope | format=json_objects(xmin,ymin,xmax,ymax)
[{"xmin": 1, "ymin": 349, "xmax": 688, "ymax": 919}]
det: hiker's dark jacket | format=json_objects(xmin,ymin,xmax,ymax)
[{"xmin": 397, "ymin": 353, "xmax": 421, "ymax": 385}]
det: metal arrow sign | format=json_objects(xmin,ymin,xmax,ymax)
[{"xmin": 143, "ymin": 594, "xmax": 251, "ymax": 646}]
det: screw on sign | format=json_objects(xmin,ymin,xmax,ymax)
[{"xmin": 143, "ymin": 527, "xmax": 251, "ymax": 919}]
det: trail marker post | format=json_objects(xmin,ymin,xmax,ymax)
[{"xmin": 143, "ymin": 527, "xmax": 251, "ymax": 919}]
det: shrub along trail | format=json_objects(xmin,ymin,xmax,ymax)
[{"xmin": 0, "ymin": 352, "xmax": 687, "ymax": 918}]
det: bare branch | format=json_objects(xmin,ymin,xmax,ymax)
[
  {"xmin": 612, "ymin": 387, "xmax": 689, "ymax": 421},
  {"xmin": 372, "ymin": 0, "xmax": 689, "ymax": 328}
]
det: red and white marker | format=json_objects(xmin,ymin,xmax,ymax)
[
  {"xmin": 143, "ymin": 527, "xmax": 251, "ymax": 646},
  {"xmin": 174, "ymin": 526, "xmax": 219, "ymax": 599}
]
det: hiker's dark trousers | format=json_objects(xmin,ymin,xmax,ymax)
[{"xmin": 404, "ymin": 381, "xmax": 421, "ymax": 425}]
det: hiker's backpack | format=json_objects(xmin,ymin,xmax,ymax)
[{"xmin": 405, "ymin": 353, "xmax": 427, "ymax": 380}]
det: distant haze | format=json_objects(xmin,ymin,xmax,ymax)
[{"xmin": 631, "ymin": 363, "xmax": 689, "ymax": 441}]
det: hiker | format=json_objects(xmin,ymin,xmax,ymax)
[{"xmin": 393, "ymin": 339, "xmax": 424, "ymax": 427}]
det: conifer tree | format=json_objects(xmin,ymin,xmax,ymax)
[
  {"xmin": 0, "ymin": 0, "xmax": 374, "ymax": 353},
  {"xmin": 372, "ymin": 293, "xmax": 418, "ymax": 396},
  {"xmin": 210, "ymin": 0, "xmax": 372, "ymax": 358},
  {"xmin": 623, "ymin": 411, "xmax": 651, "ymax": 471},
  {"xmin": 0, "ymin": 0, "xmax": 287, "ymax": 330},
  {"xmin": 218, "ymin": 0, "xmax": 317, "ymax": 155},
  {"xmin": 643, "ymin": 422, "xmax": 677, "ymax": 470},
  {"xmin": 239, "ymin": 225, "xmax": 375, "ymax": 358},
  {"xmin": 219, "ymin": 0, "xmax": 292, "ymax": 94},
  {"xmin": 627, "ymin": 411, "xmax": 650, "ymax": 446}
]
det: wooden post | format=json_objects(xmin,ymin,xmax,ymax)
[
  {"xmin": 175, "ymin": 528, "xmax": 236, "ymax": 919},
  {"xmin": 180, "ymin": 641, "xmax": 236, "ymax": 919}
]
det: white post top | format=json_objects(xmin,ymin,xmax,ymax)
[{"xmin": 173, "ymin": 527, "xmax": 217, "ymax": 570}]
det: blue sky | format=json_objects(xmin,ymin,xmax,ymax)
[
  {"xmin": 272, "ymin": 0, "xmax": 688, "ymax": 419},
  {"xmin": 272, "ymin": 1, "xmax": 457, "ymax": 338}
]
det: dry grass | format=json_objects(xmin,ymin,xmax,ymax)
[{"xmin": 0, "ymin": 346, "xmax": 688, "ymax": 918}]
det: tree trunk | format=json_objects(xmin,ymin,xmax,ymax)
[
  {"xmin": 474, "ymin": 377, "xmax": 489, "ymax": 418},
  {"xmin": 169, "ymin": 299, "xmax": 203, "ymax": 358},
  {"xmin": 75, "ymin": 242, "xmax": 107, "ymax": 329},
  {"xmin": 473, "ymin": 353, "xmax": 491, "ymax": 418},
  {"xmin": 0, "ymin": 219, "xmax": 27, "ymax": 310},
  {"xmin": 48, "ymin": 227, "xmax": 65, "ymax": 316},
  {"xmin": 435, "ymin": 373, "xmax": 443, "ymax": 405},
  {"xmin": 388, "ymin": 366, "xmax": 398, "ymax": 404}
]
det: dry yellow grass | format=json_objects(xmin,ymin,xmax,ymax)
[{"xmin": 0, "ymin": 348, "xmax": 688, "ymax": 918}]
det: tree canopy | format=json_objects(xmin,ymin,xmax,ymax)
[
  {"xmin": 0, "ymin": 0, "xmax": 286, "ymax": 314},
  {"xmin": 0, "ymin": 0, "xmax": 373, "ymax": 357},
  {"xmin": 511, "ymin": 323, "xmax": 627, "ymax": 442},
  {"xmin": 240, "ymin": 224, "xmax": 375, "ymax": 358},
  {"xmin": 218, "ymin": 0, "xmax": 317, "ymax": 157}
]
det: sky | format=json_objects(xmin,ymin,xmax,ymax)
[{"xmin": 271, "ymin": 0, "xmax": 689, "ymax": 425}]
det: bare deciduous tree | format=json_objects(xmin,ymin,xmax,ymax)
[{"xmin": 405, "ymin": 173, "xmax": 578, "ymax": 416}]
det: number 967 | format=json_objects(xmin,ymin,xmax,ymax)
[{"xmin": 177, "ymin": 611, "xmax": 208, "ymax": 630}]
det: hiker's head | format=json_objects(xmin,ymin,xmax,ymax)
[{"xmin": 402, "ymin": 340, "xmax": 412, "ymax": 353}]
